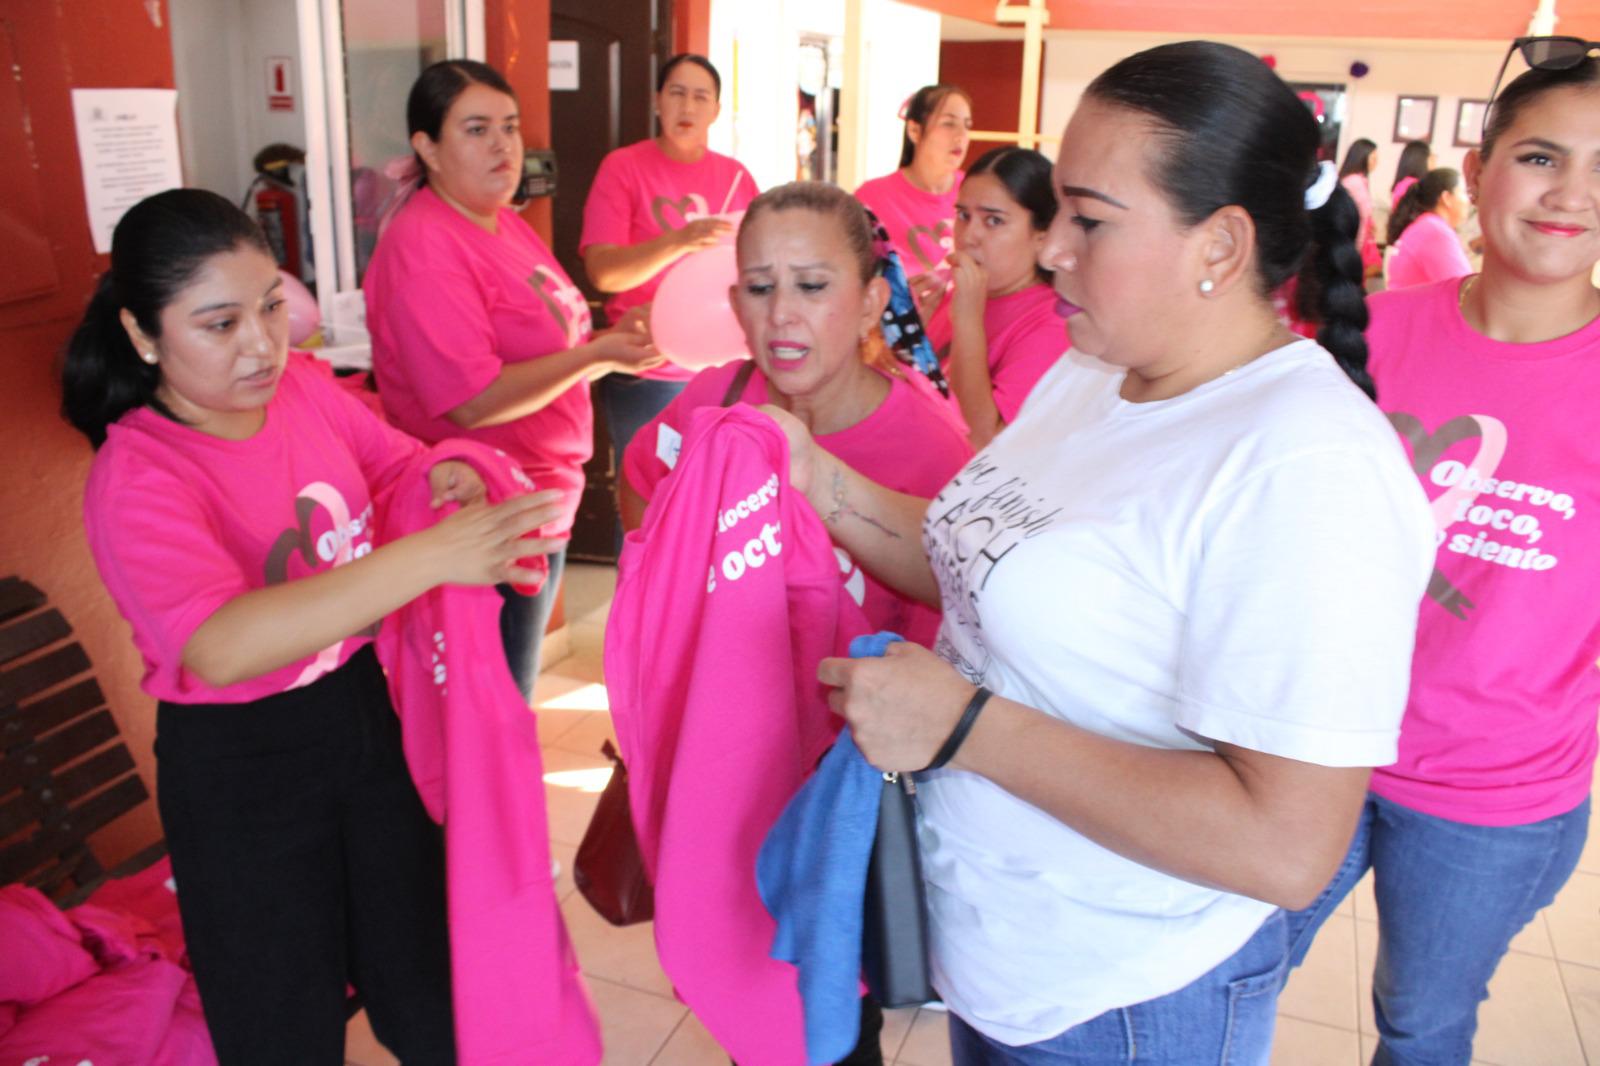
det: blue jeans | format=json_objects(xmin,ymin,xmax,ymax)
[
  {"xmin": 948, "ymin": 910, "xmax": 1288, "ymax": 1065},
  {"xmin": 496, "ymin": 548, "xmax": 566, "ymax": 703},
  {"xmin": 1285, "ymin": 792, "xmax": 1589, "ymax": 1066}
]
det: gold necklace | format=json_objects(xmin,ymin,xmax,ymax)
[{"xmin": 1459, "ymin": 274, "xmax": 1478, "ymax": 315}]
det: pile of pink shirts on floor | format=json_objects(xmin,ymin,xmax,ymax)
[{"xmin": 0, "ymin": 857, "xmax": 216, "ymax": 1064}]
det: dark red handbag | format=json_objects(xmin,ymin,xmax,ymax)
[{"xmin": 574, "ymin": 740, "xmax": 655, "ymax": 926}]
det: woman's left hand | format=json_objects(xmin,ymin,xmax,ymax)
[
  {"xmin": 428, "ymin": 460, "xmax": 487, "ymax": 508},
  {"xmin": 817, "ymin": 642, "xmax": 975, "ymax": 771},
  {"xmin": 613, "ymin": 303, "xmax": 653, "ymax": 341}
]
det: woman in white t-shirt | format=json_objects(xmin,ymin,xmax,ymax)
[{"xmin": 765, "ymin": 41, "xmax": 1434, "ymax": 1065}]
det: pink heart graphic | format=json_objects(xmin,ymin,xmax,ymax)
[
  {"xmin": 1388, "ymin": 412, "xmax": 1508, "ymax": 534},
  {"xmin": 906, "ymin": 220, "xmax": 954, "ymax": 271},
  {"xmin": 651, "ymin": 193, "xmax": 709, "ymax": 232}
]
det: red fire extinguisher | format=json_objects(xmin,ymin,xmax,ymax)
[
  {"xmin": 243, "ymin": 144, "xmax": 306, "ymax": 279},
  {"xmin": 255, "ymin": 178, "xmax": 300, "ymax": 278}
]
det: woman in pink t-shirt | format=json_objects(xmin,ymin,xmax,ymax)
[
  {"xmin": 1285, "ymin": 51, "xmax": 1600, "ymax": 1064},
  {"xmin": 1390, "ymin": 139, "xmax": 1433, "ymax": 210},
  {"xmin": 1337, "ymin": 137, "xmax": 1382, "ymax": 277},
  {"xmin": 365, "ymin": 60, "xmax": 663, "ymax": 698},
  {"xmin": 61, "ymin": 189, "xmax": 561, "ymax": 1064},
  {"xmin": 1385, "ymin": 166, "xmax": 1473, "ymax": 290},
  {"xmin": 579, "ymin": 55, "xmax": 759, "ymax": 477},
  {"xmin": 620, "ymin": 181, "xmax": 972, "ymax": 652},
  {"xmin": 946, "ymin": 146, "xmax": 1070, "ymax": 448},
  {"xmin": 618, "ymin": 180, "xmax": 970, "ymax": 1061},
  {"xmin": 855, "ymin": 84, "xmax": 972, "ymax": 334}
]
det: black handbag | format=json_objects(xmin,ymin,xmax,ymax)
[{"xmin": 861, "ymin": 770, "xmax": 935, "ymax": 1007}]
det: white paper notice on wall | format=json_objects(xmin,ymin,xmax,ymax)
[
  {"xmin": 71, "ymin": 89, "xmax": 183, "ymax": 254},
  {"xmin": 550, "ymin": 41, "xmax": 579, "ymax": 91}
]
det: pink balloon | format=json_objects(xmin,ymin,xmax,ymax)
[
  {"xmin": 279, "ymin": 270, "xmax": 321, "ymax": 346},
  {"xmin": 650, "ymin": 244, "xmax": 751, "ymax": 371}
]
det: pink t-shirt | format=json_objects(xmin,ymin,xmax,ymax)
[
  {"xmin": 1387, "ymin": 212, "xmax": 1472, "ymax": 291},
  {"xmin": 623, "ymin": 362, "xmax": 972, "ymax": 646},
  {"xmin": 857, "ymin": 171, "xmax": 963, "ymax": 353},
  {"xmin": 364, "ymin": 185, "xmax": 594, "ymax": 534},
  {"xmin": 1340, "ymin": 173, "xmax": 1380, "ymax": 271},
  {"xmin": 83, "ymin": 356, "xmax": 424, "ymax": 704},
  {"xmin": 579, "ymin": 139, "xmax": 757, "ymax": 380},
  {"xmin": 981, "ymin": 282, "xmax": 1070, "ymax": 422},
  {"xmin": 1366, "ymin": 277, "xmax": 1600, "ymax": 825},
  {"xmin": 608, "ymin": 405, "xmax": 874, "ymax": 1066}
]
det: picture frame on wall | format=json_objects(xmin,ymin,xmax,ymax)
[
  {"xmin": 1394, "ymin": 95, "xmax": 1437, "ymax": 143},
  {"xmin": 1455, "ymin": 99, "xmax": 1490, "ymax": 147}
]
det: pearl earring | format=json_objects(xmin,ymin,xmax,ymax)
[
  {"xmin": 141, "ymin": 350, "xmax": 158, "ymax": 365},
  {"xmin": 1198, "ymin": 279, "xmax": 1215, "ymax": 295}
]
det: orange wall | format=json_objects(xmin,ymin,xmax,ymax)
[
  {"xmin": 1, "ymin": 2, "xmax": 177, "ymax": 864},
  {"xmin": 902, "ymin": 0, "xmax": 1600, "ymax": 38},
  {"xmin": 486, "ymin": 0, "xmax": 555, "ymax": 244},
  {"xmin": 0, "ymin": 0, "xmax": 561, "ymax": 867}
]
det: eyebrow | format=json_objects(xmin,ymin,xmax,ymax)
[
  {"xmin": 457, "ymin": 112, "xmax": 519, "ymax": 123},
  {"xmin": 1060, "ymin": 185, "xmax": 1129, "ymax": 210},
  {"xmin": 189, "ymin": 278, "xmax": 283, "ymax": 316},
  {"xmin": 1508, "ymin": 137, "xmax": 1570, "ymax": 155},
  {"xmin": 741, "ymin": 262, "xmax": 839, "ymax": 273},
  {"xmin": 960, "ymin": 201, "xmax": 1011, "ymax": 215}
]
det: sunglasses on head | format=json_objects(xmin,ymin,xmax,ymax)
[{"xmin": 1484, "ymin": 36, "xmax": 1600, "ymax": 136}]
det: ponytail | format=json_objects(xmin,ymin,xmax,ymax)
[
  {"xmin": 61, "ymin": 274, "xmax": 176, "ymax": 448},
  {"xmin": 1297, "ymin": 183, "xmax": 1374, "ymax": 400}
]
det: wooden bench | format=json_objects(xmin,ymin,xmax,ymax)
[{"xmin": 0, "ymin": 576, "xmax": 164, "ymax": 906}]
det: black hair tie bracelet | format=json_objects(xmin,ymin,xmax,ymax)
[{"xmin": 921, "ymin": 686, "xmax": 993, "ymax": 772}]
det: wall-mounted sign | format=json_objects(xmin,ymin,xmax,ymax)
[
  {"xmin": 550, "ymin": 41, "xmax": 579, "ymax": 92},
  {"xmin": 71, "ymin": 88, "xmax": 182, "ymax": 254},
  {"xmin": 267, "ymin": 56, "xmax": 295, "ymax": 112}
]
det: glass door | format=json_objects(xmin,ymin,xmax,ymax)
[{"xmin": 296, "ymin": 0, "xmax": 482, "ymax": 355}]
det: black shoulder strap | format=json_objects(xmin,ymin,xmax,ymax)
[{"xmin": 719, "ymin": 360, "xmax": 758, "ymax": 407}]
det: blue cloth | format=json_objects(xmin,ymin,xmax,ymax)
[
  {"xmin": 756, "ymin": 631, "xmax": 904, "ymax": 1065},
  {"xmin": 1285, "ymin": 792, "xmax": 1590, "ymax": 1066}
]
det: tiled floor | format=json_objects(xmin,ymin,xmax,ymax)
[{"xmin": 349, "ymin": 563, "xmax": 1600, "ymax": 1065}]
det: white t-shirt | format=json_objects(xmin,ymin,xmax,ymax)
[{"xmin": 917, "ymin": 339, "xmax": 1434, "ymax": 1045}]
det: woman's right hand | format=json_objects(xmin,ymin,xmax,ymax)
[
  {"xmin": 757, "ymin": 404, "xmax": 821, "ymax": 498},
  {"xmin": 907, "ymin": 270, "xmax": 948, "ymax": 325},
  {"xmin": 947, "ymin": 251, "xmax": 988, "ymax": 326},
  {"xmin": 674, "ymin": 217, "xmax": 733, "ymax": 252},
  {"xmin": 415, "ymin": 489, "xmax": 566, "ymax": 587}
]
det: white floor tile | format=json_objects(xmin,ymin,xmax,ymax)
[
  {"xmin": 1472, "ymin": 950, "xmax": 1585, "ymax": 1065},
  {"xmin": 896, "ymin": 1008, "xmax": 952, "ymax": 1066},
  {"xmin": 649, "ymin": 1010, "xmax": 727, "ymax": 1065},
  {"xmin": 588, "ymin": 976, "xmax": 688, "ymax": 1066},
  {"xmin": 1548, "ymin": 870, "xmax": 1600, "ymax": 970},
  {"xmin": 1271, "ymin": 1015, "xmax": 1360, "ymax": 1066},
  {"xmin": 1280, "ymin": 913, "xmax": 1359, "ymax": 1031}
]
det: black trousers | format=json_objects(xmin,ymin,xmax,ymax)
[{"xmin": 156, "ymin": 646, "xmax": 455, "ymax": 1065}]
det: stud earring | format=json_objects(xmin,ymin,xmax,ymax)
[
  {"xmin": 141, "ymin": 350, "xmax": 158, "ymax": 365},
  {"xmin": 1198, "ymin": 279, "xmax": 1215, "ymax": 295}
]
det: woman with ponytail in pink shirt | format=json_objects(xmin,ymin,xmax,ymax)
[{"xmin": 62, "ymin": 189, "xmax": 562, "ymax": 1064}]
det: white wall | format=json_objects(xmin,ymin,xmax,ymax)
[
  {"xmin": 168, "ymin": 0, "xmax": 309, "ymax": 203},
  {"xmin": 709, "ymin": 0, "xmax": 940, "ymax": 192},
  {"xmin": 1039, "ymin": 32, "xmax": 1505, "ymax": 207}
]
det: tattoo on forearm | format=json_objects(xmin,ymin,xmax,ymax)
[{"xmin": 821, "ymin": 470, "xmax": 902, "ymax": 539}]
